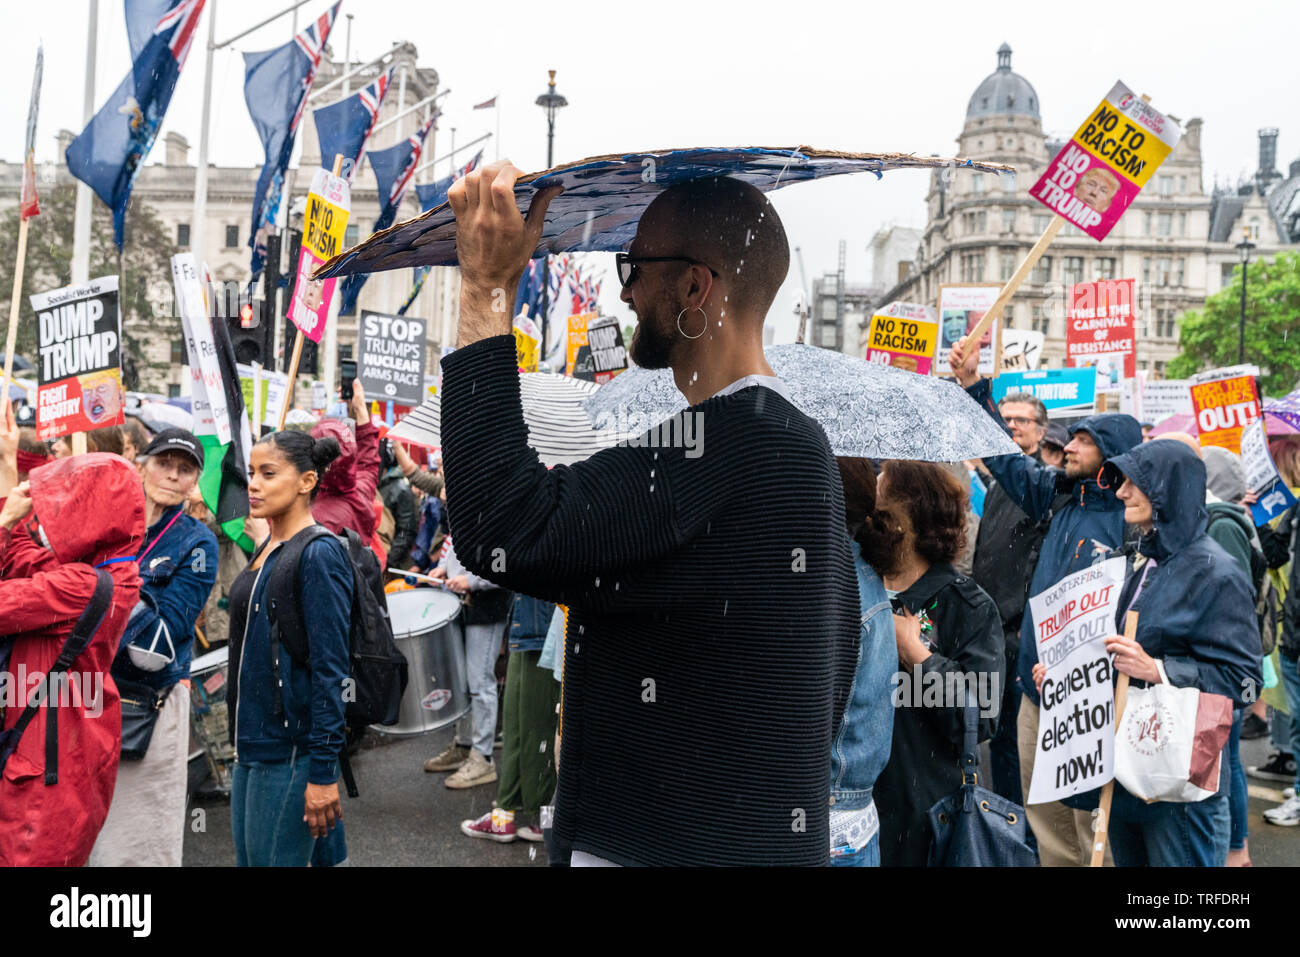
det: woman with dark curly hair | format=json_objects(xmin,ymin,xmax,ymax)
[{"xmin": 866, "ymin": 460, "xmax": 1004, "ymax": 866}]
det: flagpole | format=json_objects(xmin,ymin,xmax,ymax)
[
  {"xmin": 72, "ymin": 0, "xmax": 98, "ymax": 286},
  {"xmin": 0, "ymin": 220, "xmax": 31, "ymax": 419},
  {"xmin": 191, "ymin": 0, "xmax": 217, "ymax": 267}
]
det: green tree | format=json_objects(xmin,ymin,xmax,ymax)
[
  {"xmin": 0, "ymin": 184, "xmax": 178, "ymax": 390},
  {"xmin": 1167, "ymin": 251, "xmax": 1300, "ymax": 396}
]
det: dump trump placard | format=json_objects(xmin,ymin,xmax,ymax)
[
  {"xmin": 1028, "ymin": 557, "xmax": 1126, "ymax": 804},
  {"xmin": 1031, "ymin": 82, "xmax": 1182, "ymax": 241},
  {"xmin": 864, "ymin": 302, "xmax": 938, "ymax": 375},
  {"xmin": 288, "ymin": 167, "xmax": 350, "ymax": 343},
  {"xmin": 30, "ymin": 276, "xmax": 123, "ymax": 441}
]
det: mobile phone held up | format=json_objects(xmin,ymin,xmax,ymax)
[{"xmin": 340, "ymin": 358, "xmax": 358, "ymax": 402}]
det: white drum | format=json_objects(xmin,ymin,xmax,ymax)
[{"xmin": 378, "ymin": 588, "xmax": 468, "ymax": 736}]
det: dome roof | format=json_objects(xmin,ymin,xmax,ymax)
[{"xmin": 966, "ymin": 43, "xmax": 1039, "ymax": 121}]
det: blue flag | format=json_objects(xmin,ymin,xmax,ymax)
[
  {"xmin": 337, "ymin": 115, "xmax": 437, "ymax": 315},
  {"xmin": 66, "ymin": 0, "xmax": 204, "ymax": 247},
  {"xmin": 313, "ymin": 67, "xmax": 392, "ymax": 183},
  {"xmin": 243, "ymin": 1, "xmax": 340, "ymax": 279}
]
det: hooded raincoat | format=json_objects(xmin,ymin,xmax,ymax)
[
  {"xmin": 0, "ymin": 454, "xmax": 145, "ymax": 865},
  {"xmin": 966, "ymin": 379, "xmax": 1143, "ymax": 707},
  {"xmin": 310, "ymin": 418, "xmax": 381, "ymax": 542},
  {"xmin": 1101, "ymin": 441, "xmax": 1262, "ymax": 704}
]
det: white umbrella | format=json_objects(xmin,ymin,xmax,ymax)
[
  {"xmin": 583, "ymin": 344, "xmax": 1020, "ymax": 461},
  {"xmin": 390, "ymin": 372, "xmax": 635, "ymax": 468}
]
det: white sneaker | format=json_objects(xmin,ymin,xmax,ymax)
[{"xmin": 1263, "ymin": 793, "xmax": 1300, "ymax": 826}]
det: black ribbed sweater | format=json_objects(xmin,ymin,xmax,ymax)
[{"xmin": 440, "ymin": 336, "xmax": 858, "ymax": 866}]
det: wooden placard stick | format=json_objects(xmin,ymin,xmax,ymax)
[
  {"xmin": 0, "ymin": 215, "xmax": 31, "ymax": 419},
  {"xmin": 959, "ymin": 215, "xmax": 1065, "ymax": 364},
  {"xmin": 278, "ymin": 153, "xmax": 343, "ymax": 430},
  {"xmin": 1090, "ymin": 608, "xmax": 1139, "ymax": 867}
]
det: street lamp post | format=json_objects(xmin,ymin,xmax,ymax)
[
  {"xmin": 1236, "ymin": 228, "xmax": 1255, "ymax": 365},
  {"xmin": 535, "ymin": 70, "xmax": 568, "ymax": 363}
]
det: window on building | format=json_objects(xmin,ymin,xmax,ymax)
[
  {"xmin": 1175, "ymin": 258, "xmax": 1185, "ymax": 287},
  {"xmin": 971, "ymin": 174, "xmax": 985, "ymax": 196},
  {"xmin": 1004, "ymin": 304, "xmax": 1016, "ymax": 327},
  {"xmin": 170, "ymin": 340, "xmax": 184, "ymax": 365},
  {"xmin": 1000, "ymin": 251, "xmax": 1016, "ymax": 281},
  {"xmin": 168, "ymin": 383, "xmax": 182, "ymax": 398},
  {"xmin": 345, "ymin": 224, "xmax": 360, "ymax": 248},
  {"xmin": 1143, "ymin": 257, "xmax": 1151, "ymax": 285},
  {"xmin": 961, "ymin": 252, "xmax": 986, "ymax": 283},
  {"xmin": 1032, "ymin": 305, "xmax": 1050, "ymax": 335},
  {"xmin": 1031, "ymin": 256, "xmax": 1052, "ymax": 284},
  {"xmin": 1157, "ymin": 212, "xmax": 1172, "ymax": 237},
  {"xmin": 1093, "ymin": 257, "xmax": 1116, "ymax": 280},
  {"xmin": 1155, "ymin": 308, "xmax": 1178, "ymax": 340},
  {"xmin": 1249, "ymin": 217, "xmax": 1261, "ymax": 240},
  {"xmin": 1178, "ymin": 212, "xmax": 1187, "ymax": 237},
  {"xmin": 1063, "ymin": 256, "xmax": 1084, "ymax": 286},
  {"xmin": 1032, "ymin": 213, "xmax": 1051, "ymax": 233},
  {"xmin": 1002, "ymin": 208, "xmax": 1017, "ymax": 232},
  {"xmin": 1156, "ymin": 258, "xmax": 1171, "ymax": 286},
  {"xmin": 177, "ymin": 223, "xmax": 190, "ymax": 248},
  {"xmin": 1144, "ymin": 212, "xmax": 1153, "ymax": 236},
  {"xmin": 1222, "ymin": 262, "xmax": 1238, "ymax": 287},
  {"xmin": 225, "ymin": 224, "xmax": 240, "ymax": 249},
  {"xmin": 1178, "ymin": 176, "xmax": 1188, "ymax": 195},
  {"xmin": 1001, "ymin": 174, "xmax": 1016, "ymax": 193},
  {"xmin": 1158, "ymin": 176, "xmax": 1174, "ymax": 197}
]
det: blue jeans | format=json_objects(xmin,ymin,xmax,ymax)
[
  {"xmin": 831, "ymin": 836, "xmax": 880, "ymax": 867},
  {"xmin": 1109, "ymin": 790, "xmax": 1230, "ymax": 867},
  {"xmin": 455, "ymin": 621, "xmax": 503, "ymax": 756},
  {"xmin": 231, "ymin": 756, "xmax": 341, "ymax": 867},
  {"xmin": 1277, "ymin": 654, "xmax": 1300, "ymax": 798},
  {"xmin": 1227, "ymin": 709, "xmax": 1248, "ymax": 851}
]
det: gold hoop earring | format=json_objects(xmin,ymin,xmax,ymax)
[{"xmin": 676, "ymin": 306, "xmax": 707, "ymax": 339}]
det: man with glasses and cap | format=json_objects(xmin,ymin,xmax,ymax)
[
  {"xmin": 89, "ymin": 427, "xmax": 218, "ymax": 867},
  {"xmin": 436, "ymin": 162, "xmax": 859, "ymax": 866}
]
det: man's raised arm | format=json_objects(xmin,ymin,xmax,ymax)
[{"xmin": 947, "ymin": 337, "xmax": 1061, "ymax": 522}]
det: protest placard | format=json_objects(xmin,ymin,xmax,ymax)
[
  {"xmin": 1028, "ymin": 557, "xmax": 1127, "ymax": 804},
  {"xmin": 1067, "ymin": 279, "xmax": 1137, "ymax": 392},
  {"xmin": 30, "ymin": 276, "xmax": 123, "ymax": 441},
  {"xmin": 938, "ymin": 284, "xmax": 1002, "ymax": 377},
  {"xmin": 1030, "ymin": 82, "xmax": 1182, "ymax": 241},
  {"xmin": 565, "ymin": 312, "xmax": 596, "ymax": 378},
  {"xmin": 993, "ymin": 368, "xmax": 1096, "ymax": 411},
  {"xmin": 288, "ymin": 167, "xmax": 350, "ymax": 344},
  {"xmin": 1000, "ymin": 329, "xmax": 1044, "ymax": 373},
  {"xmin": 173, "ymin": 254, "xmax": 232, "ymax": 446},
  {"xmin": 237, "ymin": 363, "xmax": 288, "ymax": 430},
  {"xmin": 864, "ymin": 301, "xmax": 938, "ymax": 374},
  {"xmin": 1140, "ymin": 378, "xmax": 1192, "ymax": 423},
  {"xmin": 585, "ymin": 317, "xmax": 628, "ymax": 384},
  {"xmin": 1239, "ymin": 419, "xmax": 1299, "ymax": 524},
  {"xmin": 357, "ymin": 311, "xmax": 426, "ymax": 406},
  {"xmin": 513, "ymin": 312, "xmax": 541, "ymax": 373},
  {"xmin": 1190, "ymin": 371, "xmax": 1259, "ymax": 452}
]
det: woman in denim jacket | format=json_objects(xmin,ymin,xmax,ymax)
[{"xmin": 829, "ymin": 458, "xmax": 898, "ymax": 866}]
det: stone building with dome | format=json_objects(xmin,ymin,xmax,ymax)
[{"xmin": 873, "ymin": 43, "xmax": 1296, "ymax": 375}]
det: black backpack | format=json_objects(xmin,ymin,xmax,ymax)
[
  {"xmin": 263, "ymin": 525, "xmax": 409, "ymax": 795},
  {"xmin": 1206, "ymin": 509, "xmax": 1277, "ymax": 655}
]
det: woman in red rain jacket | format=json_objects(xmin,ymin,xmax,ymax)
[{"xmin": 0, "ymin": 453, "xmax": 144, "ymax": 866}]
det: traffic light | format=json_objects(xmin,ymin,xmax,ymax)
[{"xmin": 229, "ymin": 299, "xmax": 273, "ymax": 366}]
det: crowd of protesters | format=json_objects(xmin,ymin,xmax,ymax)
[{"xmin": 0, "ymin": 167, "xmax": 1287, "ymax": 868}]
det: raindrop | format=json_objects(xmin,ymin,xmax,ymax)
[
  {"xmin": 615, "ymin": 582, "xmax": 620, "ymax": 591},
  {"xmin": 529, "ymin": 846, "xmax": 537, "ymax": 861},
  {"xmin": 594, "ymin": 577, "xmax": 601, "ymax": 587},
  {"xmin": 578, "ymin": 625, "xmax": 585, "ymax": 635},
  {"xmin": 650, "ymin": 469, "xmax": 655, "ymax": 478},
  {"xmin": 723, "ymin": 600, "xmax": 729, "ymax": 615},
  {"xmin": 649, "ymin": 484, "xmax": 655, "ymax": 492}
]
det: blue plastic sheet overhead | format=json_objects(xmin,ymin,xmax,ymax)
[{"xmin": 314, "ymin": 146, "xmax": 1013, "ymax": 279}]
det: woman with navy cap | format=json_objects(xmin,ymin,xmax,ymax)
[{"xmin": 89, "ymin": 428, "xmax": 218, "ymax": 867}]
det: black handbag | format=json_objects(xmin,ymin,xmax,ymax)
[
  {"xmin": 116, "ymin": 678, "xmax": 174, "ymax": 761},
  {"xmin": 928, "ymin": 705, "xmax": 1037, "ymax": 867}
]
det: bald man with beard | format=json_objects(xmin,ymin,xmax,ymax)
[{"xmin": 437, "ymin": 163, "xmax": 859, "ymax": 866}]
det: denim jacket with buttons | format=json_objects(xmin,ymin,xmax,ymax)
[{"xmin": 829, "ymin": 543, "xmax": 896, "ymax": 810}]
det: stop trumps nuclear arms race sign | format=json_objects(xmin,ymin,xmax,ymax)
[{"xmin": 1030, "ymin": 81, "xmax": 1182, "ymax": 241}]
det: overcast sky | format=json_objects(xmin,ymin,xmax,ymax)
[{"xmin": 5, "ymin": 0, "xmax": 1298, "ymax": 342}]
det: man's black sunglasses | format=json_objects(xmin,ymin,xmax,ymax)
[{"xmin": 615, "ymin": 253, "xmax": 719, "ymax": 288}]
